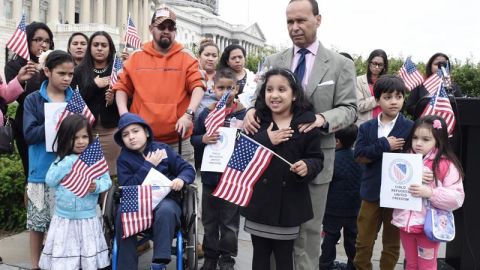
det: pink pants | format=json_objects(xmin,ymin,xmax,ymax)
[{"xmin": 400, "ymin": 230, "xmax": 440, "ymax": 269}]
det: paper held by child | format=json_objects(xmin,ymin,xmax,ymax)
[{"xmin": 142, "ymin": 167, "xmax": 172, "ymax": 210}]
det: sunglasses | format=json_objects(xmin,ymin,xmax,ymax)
[{"xmin": 155, "ymin": 24, "xmax": 176, "ymax": 31}]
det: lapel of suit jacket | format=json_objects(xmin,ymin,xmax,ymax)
[
  {"xmin": 388, "ymin": 114, "xmax": 404, "ymax": 137},
  {"xmin": 279, "ymin": 48, "xmax": 294, "ymax": 69},
  {"xmin": 306, "ymin": 41, "xmax": 329, "ymax": 98}
]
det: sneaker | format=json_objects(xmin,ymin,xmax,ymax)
[
  {"xmin": 201, "ymin": 258, "xmax": 217, "ymax": 270},
  {"xmin": 151, "ymin": 263, "xmax": 166, "ymax": 270}
]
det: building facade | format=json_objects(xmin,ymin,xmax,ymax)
[{"xmin": 0, "ymin": 0, "xmax": 265, "ymax": 73}]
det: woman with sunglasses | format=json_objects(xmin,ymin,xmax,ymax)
[{"xmin": 355, "ymin": 49, "xmax": 388, "ymax": 125}]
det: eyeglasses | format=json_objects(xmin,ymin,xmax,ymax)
[
  {"xmin": 156, "ymin": 24, "xmax": 176, "ymax": 31},
  {"xmin": 32, "ymin": 38, "xmax": 51, "ymax": 45},
  {"xmin": 370, "ymin": 62, "xmax": 384, "ymax": 68}
]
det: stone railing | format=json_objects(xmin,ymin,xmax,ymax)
[{"xmin": 54, "ymin": 23, "xmax": 120, "ymax": 34}]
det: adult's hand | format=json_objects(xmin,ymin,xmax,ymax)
[
  {"xmin": 176, "ymin": 114, "xmax": 193, "ymax": 138},
  {"xmin": 17, "ymin": 61, "xmax": 38, "ymax": 84},
  {"xmin": 298, "ymin": 114, "xmax": 325, "ymax": 133},
  {"xmin": 94, "ymin": 75, "xmax": 110, "ymax": 88},
  {"xmin": 243, "ymin": 108, "xmax": 260, "ymax": 135},
  {"xmin": 105, "ymin": 88, "xmax": 114, "ymax": 106}
]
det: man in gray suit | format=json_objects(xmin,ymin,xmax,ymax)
[{"xmin": 244, "ymin": 0, "xmax": 357, "ymax": 269}]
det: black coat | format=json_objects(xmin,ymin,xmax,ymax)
[{"xmin": 240, "ymin": 110, "xmax": 324, "ymax": 227}]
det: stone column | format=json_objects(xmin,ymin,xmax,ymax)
[
  {"xmin": 106, "ymin": 0, "xmax": 117, "ymax": 26},
  {"xmin": 80, "ymin": 0, "xmax": 90, "ymax": 23},
  {"xmin": 48, "ymin": 0, "xmax": 59, "ymax": 25},
  {"xmin": 65, "ymin": 0, "xmax": 75, "ymax": 24},
  {"xmin": 31, "ymin": 0, "xmax": 40, "ymax": 22},
  {"xmin": 12, "ymin": 0, "xmax": 22, "ymax": 21},
  {"xmin": 120, "ymin": 0, "xmax": 128, "ymax": 43},
  {"xmin": 132, "ymin": 0, "xmax": 139, "ymax": 24},
  {"xmin": 94, "ymin": 0, "xmax": 105, "ymax": 23},
  {"xmin": 143, "ymin": 0, "xmax": 149, "ymax": 42}
]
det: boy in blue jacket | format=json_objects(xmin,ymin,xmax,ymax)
[
  {"xmin": 353, "ymin": 75, "xmax": 414, "ymax": 270},
  {"xmin": 190, "ymin": 67, "xmax": 246, "ymax": 270},
  {"xmin": 320, "ymin": 124, "xmax": 362, "ymax": 270},
  {"xmin": 114, "ymin": 113, "xmax": 195, "ymax": 270}
]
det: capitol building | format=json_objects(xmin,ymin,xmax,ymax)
[{"xmin": 0, "ymin": 0, "xmax": 266, "ymax": 71}]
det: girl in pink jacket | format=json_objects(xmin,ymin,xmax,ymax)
[{"xmin": 392, "ymin": 115, "xmax": 464, "ymax": 269}]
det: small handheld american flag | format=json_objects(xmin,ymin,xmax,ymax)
[
  {"xmin": 423, "ymin": 69, "xmax": 443, "ymax": 95},
  {"xmin": 56, "ymin": 88, "xmax": 95, "ymax": 130},
  {"xmin": 121, "ymin": 185, "xmax": 153, "ymax": 238},
  {"xmin": 6, "ymin": 14, "xmax": 29, "ymax": 60},
  {"xmin": 125, "ymin": 15, "xmax": 142, "ymax": 49},
  {"xmin": 205, "ymin": 91, "xmax": 230, "ymax": 136},
  {"xmin": 421, "ymin": 84, "xmax": 456, "ymax": 136},
  {"xmin": 212, "ymin": 134, "xmax": 273, "ymax": 206},
  {"xmin": 399, "ymin": 57, "xmax": 424, "ymax": 91},
  {"xmin": 110, "ymin": 56, "xmax": 124, "ymax": 86},
  {"xmin": 61, "ymin": 138, "xmax": 109, "ymax": 198}
]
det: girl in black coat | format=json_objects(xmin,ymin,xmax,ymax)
[{"xmin": 241, "ymin": 68, "xmax": 324, "ymax": 270}]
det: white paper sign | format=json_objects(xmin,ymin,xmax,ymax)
[
  {"xmin": 44, "ymin": 103, "xmax": 67, "ymax": 152},
  {"xmin": 200, "ymin": 127, "xmax": 237, "ymax": 172},
  {"xmin": 237, "ymin": 92, "xmax": 255, "ymax": 108},
  {"xmin": 142, "ymin": 167, "xmax": 172, "ymax": 210},
  {"xmin": 380, "ymin": 153, "xmax": 423, "ymax": 211}
]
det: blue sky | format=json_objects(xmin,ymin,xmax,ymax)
[{"xmin": 219, "ymin": 0, "xmax": 479, "ymax": 63}]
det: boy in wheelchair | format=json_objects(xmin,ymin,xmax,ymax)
[{"xmin": 114, "ymin": 113, "xmax": 196, "ymax": 270}]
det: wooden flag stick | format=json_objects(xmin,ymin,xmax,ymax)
[{"xmin": 239, "ymin": 132, "xmax": 293, "ymax": 167}]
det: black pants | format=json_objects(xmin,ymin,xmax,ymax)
[
  {"xmin": 251, "ymin": 234, "xmax": 294, "ymax": 270},
  {"xmin": 202, "ymin": 184, "xmax": 239, "ymax": 264},
  {"xmin": 319, "ymin": 214, "xmax": 357, "ymax": 270}
]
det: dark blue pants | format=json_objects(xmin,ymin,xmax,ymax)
[
  {"xmin": 319, "ymin": 214, "xmax": 357, "ymax": 270},
  {"xmin": 202, "ymin": 184, "xmax": 239, "ymax": 264},
  {"xmin": 115, "ymin": 197, "xmax": 181, "ymax": 270}
]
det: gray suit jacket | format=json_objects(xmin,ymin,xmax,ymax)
[{"xmin": 262, "ymin": 41, "xmax": 357, "ymax": 184}]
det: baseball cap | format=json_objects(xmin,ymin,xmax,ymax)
[{"xmin": 151, "ymin": 5, "xmax": 176, "ymax": 25}]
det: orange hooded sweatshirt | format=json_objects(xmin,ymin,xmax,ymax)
[{"xmin": 114, "ymin": 41, "xmax": 205, "ymax": 144}]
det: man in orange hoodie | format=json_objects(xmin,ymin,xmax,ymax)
[{"xmin": 114, "ymin": 5, "xmax": 205, "ymax": 164}]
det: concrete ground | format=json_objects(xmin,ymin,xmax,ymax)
[{"xmin": 0, "ymin": 216, "xmax": 435, "ymax": 270}]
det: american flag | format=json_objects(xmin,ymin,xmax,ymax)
[
  {"xmin": 56, "ymin": 89, "xmax": 95, "ymax": 130},
  {"xmin": 125, "ymin": 15, "xmax": 142, "ymax": 49},
  {"xmin": 110, "ymin": 56, "xmax": 123, "ymax": 86},
  {"xmin": 121, "ymin": 185, "xmax": 153, "ymax": 238},
  {"xmin": 399, "ymin": 57, "xmax": 424, "ymax": 91},
  {"xmin": 6, "ymin": 14, "xmax": 29, "ymax": 60},
  {"xmin": 212, "ymin": 134, "xmax": 273, "ymax": 206},
  {"xmin": 205, "ymin": 91, "xmax": 230, "ymax": 136},
  {"xmin": 421, "ymin": 85, "xmax": 456, "ymax": 136},
  {"xmin": 393, "ymin": 163, "xmax": 407, "ymax": 181},
  {"xmin": 61, "ymin": 138, "xmax": 109, "ymax": 198},
  {"xmin": 423, "ymin": 69, "xmax": 442, "ymax": 95}
]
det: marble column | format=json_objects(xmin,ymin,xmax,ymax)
[
  {"xmin": 30, "ymin": 0, "xmax": 40, "ymax": 22},
  {"xmin": 94, "ymin": 0, "xmax": 105, "ymax": 23},
  {"xmin": 80, "ymin": 0, "xmax": 90, "ymax": 23},
  {"xmin": 65, "ymin": 0, "xmax": 75, "ymax": 24},
  {"xmin": 132, "ymin": 0, "xmax": 139, "ymax": 25},
  {"xmin": 120, "ymin": 0, "xmax": 128, "ymax": 44},
  {"xmin": 12, "ymin": 0, "xmax": 22, "ymax": 22},
  {"xmin": 143, "ymin": 0, "xmax": 149, "ymax": 42},
  {"xmin": 106, "ymin": 0, "xmax": 117, "ymax": 26},
  {"xmin": 47, "ymin": 0, "xmax": 59, "ymax": 25}
]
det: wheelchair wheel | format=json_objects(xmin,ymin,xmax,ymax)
[
  {"xmin": 102, "ymin": 185, "xmax": 118, "ymax": 254},
  {"xmin": 183, "ymin": 186, "xmax": 198, "ymax": 270}
]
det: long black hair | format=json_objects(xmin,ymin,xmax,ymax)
[
  {"xmin": 366, "ymin": 49, "xmax": 388, "ymax": 84},
  {"xmin": 426, "ymin": 52, "xmax": 450, "ymax": 77},
  {"xmin": 26, "ymin": 22, "xmax": 54, "ymax": 60},
  {"xmin": 255, "ymin": 68, "xmax": 313, "ymax": 118},
  {"xmin": 75, "ymin": 31, "xmax": 116, "ymax": 89},
  {"xmin": 404, "ymin": 115, "xmax": 464, "ymax": 185},
  {"xmin": 218, "ymin": 44, "xmax": 246, "ymax": 69},
  {"xmin": 54, "ymin": 114, "xmax": 93, "ymax": 162}
]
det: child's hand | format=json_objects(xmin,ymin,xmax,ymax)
[
  {"xmin": 171, "ymin": 178, "xmax": 184, "ymax": 191},
  {"xmin": 88, "ymin": 180, "xmax": 96, "ymax": 193},
  {"xmin": 144, "ymin": 149, "xmax": 165, "ymax": 167},
  {"xmin": 202, "ymin": 132, "xmax": 220, "ymax": 144},
  {"xmin": 387, "ymin": 136, "xmax": 405, "ymax": 151},
  {"xmin": 290, "ymin": 160, "xmax": 308, "ymax": 177},
  {"xmin": 267, "ymin": 122, "xmax": 294, "ymax": 145},
  {"xmin": 422, "ymin": 167, "xmax": 434, "ymax": 184},
  {"xmin": 409, "ymin": 184, "xmax": 432, "ymax": 198}
]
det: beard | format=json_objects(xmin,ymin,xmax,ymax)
[{"xmin": 156, "ymin": 37, "xmax": 172, "ymax": 49}]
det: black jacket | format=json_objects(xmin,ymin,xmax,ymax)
[
  {"xmin": 240, "ymin": 110, "xmax": 324, "ymax": 227},
  {"xmin": 72, "ymin": 68, "xmax": 119, "ymax": 129},
  {"xmin": 406, "ymin": 84, "xmax": 462, "ymax": 119}
]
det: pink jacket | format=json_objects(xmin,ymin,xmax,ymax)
[
  {"xmin": 0, "ymin": 77, "xmax": 23, "ymax": 125},
  {"xmin": 391, "ymin": 150, "xmax": 465, "ymax": 233}
]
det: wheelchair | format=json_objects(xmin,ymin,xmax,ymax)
[{"xmin": 102, "ymin": 184, "xmax": 198, "ymax": 270}]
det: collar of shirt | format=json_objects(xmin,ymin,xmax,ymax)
[
  {"xmin": 377, "ymin": 112, "xmax": 399, "ymax": 138},
  {"xmin": 291, "ymin": 41, "xmax": 319, "ymax": 88}
]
